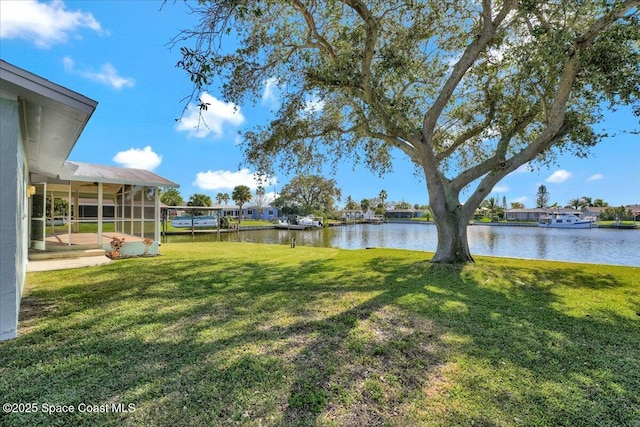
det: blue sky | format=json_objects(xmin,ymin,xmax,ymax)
[{"xmin": 1, "ymin": 1, "xmax": 638, "ymax": 208}]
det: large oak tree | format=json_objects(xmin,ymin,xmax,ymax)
[
  {"xmin": 171, "ymin": 0, "xmax": 639, "ymax": 262},
  {"xmin": 275, "ymin": 174, "xmax": 342, "ymax": 215}
]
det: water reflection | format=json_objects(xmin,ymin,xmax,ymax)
[
  {"xmin": 167, "ymin": 223, "xmax": 639, "ymax": 266},
  {"xmin": 536, "ymin": 231, "xmax": 548, "ymax": 259}
]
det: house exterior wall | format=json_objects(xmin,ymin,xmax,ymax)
[
  {"xmin": 385, "ymin": 209, "xmax": 417, "ymax": 219},
  {"xmin": 0, "ymin": 96, "xmax": 28, "ymax": 341},
  {"xmin": 342, "ymin": 210, "xmax": 364, "ymax": 220},
  {"xmin": 506, "ymin": 209, "xmax": 546, "ymax": 221},
  {"xmin": 249, "ymin": 207, "xmax": 278, "ymax": 220},
  {"xmin": 225, "ymin": 207, "xmax": 278, "ymax": 220}
]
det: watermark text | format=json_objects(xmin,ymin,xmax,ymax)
[{"xmin": 3, "ymin": 402, "xmax": 136, "ymax": 414}]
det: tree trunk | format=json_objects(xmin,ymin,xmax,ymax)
[
  {"xmin": 430, "ymin": 205, "xmax": 474, "ymax": 264},
  {"xmin": 422, "ymin": 162, "xmax": 474, "ymax": 263}
]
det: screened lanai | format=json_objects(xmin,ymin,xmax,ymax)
[{"xmin": 30, "ymin": 161, "xmax": 179, "ymax": 251}]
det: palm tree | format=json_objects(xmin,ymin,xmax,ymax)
[
  {"xmin": 232, "ymin": 185, "xmax": 252, "ymax": 224},
  {"xmin": 567, "ymin": 198, "xmax": 582, "ymax": 209},
  {"xmin": 215, "ymin": 192, "xmax": 225, "ymax": 204},
  {"xmin": 580, "ymin": 196, "xmax": 593, "ymax": 207},
  {"xmin": 345, "ymin": 195, "xmax": 359, "ymax": 210},
  {"xmin": 483, "ymin": 197, "xmax": 499, "ymax": 218},
  {"xmin": 221, "ymin": 193, "xmax": 230, "ymax": 204},
  {"xmin": 187, "ymin": 193, "xmax": 212, "ymax": 216},
  {"xmin": 360, "ymin": 198, "xmax": 370, "ymax": 213},
  {"xmin": 378, "ymin": 189, "xmax": 387, "ymax": 209}
]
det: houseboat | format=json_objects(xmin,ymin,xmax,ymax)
[{"xmin": 538, "ymin": 213, "xmax": 592, "ymax": 229}]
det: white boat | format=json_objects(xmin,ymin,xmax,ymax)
[
  {"xmin": 538, "ymin": 213, "xmax": 592, "ymax": 229},
  {"xmin": 297, "ymin": 215, "xmax": 323, "ymax": 228},
  {"xmin": 275, "ymin": 219, "xmax": 307, "ymax": 230},
  {"xmin": 171, "ymin": 215, "xmax": 219, "ymax": 228},
  {"xmin": 275, "ymin": 216, "xmax": 323, "ymax": 230}
]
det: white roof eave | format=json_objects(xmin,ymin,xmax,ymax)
[
  {"xmin": 1, "ymin": 60, "xmax": 98, "ymax": 177},
  {"xmin": 59, "ymin": 161, "xmax": 179, "ymax": 188}
]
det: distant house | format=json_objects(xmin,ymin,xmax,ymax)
[
  {"xmin": 222, "ymin": 205, "xmax": 279, "ymax": 221},
  {"xmin": 342, "ymin": 209, "xmax": 364, "ymax": 221},
  {"xmin": 582, "ymin": 205, "xmax": 639, "ymax": 221},
  {"xmin": 172, "ymin": 205, "xmax": 279, "ymax": 221},
  {"xmin": 626, "ymin": 205, "xmax": 640, "ymax": 221},
  {"xmin": 581, "ymin": 206, "xmax": 609, "ymax": 220},
  {"xmin": 505, "ymin": 208, "xmax": 547, "ymax": 221},
  {"xmin": 385, "ymin": 208, "xmax": 418, "ymax": 219},
  {"xmin": 246, "ymin": 206, "xmax": 279, "ymax": 221}
]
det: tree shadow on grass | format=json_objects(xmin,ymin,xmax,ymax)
[
  {"xmin": 2, "ymin": 248, "xmax": 639, "ymax": 426},
  {"xmin": 366, "ymin": 256, "xmax": 640, "ymax": 426}
]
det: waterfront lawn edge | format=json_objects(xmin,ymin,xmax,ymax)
[{"xmin": 2, "ymin": 242, "xmax": 639, "ymax": 426}]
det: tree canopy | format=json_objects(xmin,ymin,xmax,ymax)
[
  {"xmin": 215, "ymin": 192, "xmax": 229, "ymax": 205},
  {"xmin": 252, "ymin": 185, "xmax": 269, "ymax": 213},
  {"xmin": 161, "ymin": 188, "xmax": 184, "ymax": 207},
  {"xmin": 535, "ymin": 184, "xmax": 550, "ymax": 208},
  {"xmin": 188, "ymin": 193, "xmax": 212, "ymax": 207},
  {"xmin": 172, "ymin": 0, "xmax": 639, "ymax": 262},
  {"xmin": 345, "ymin": 195, "xmax": 359, "ymax": 210},
  {"xmin": 274, "ymin": 175, "xmax": 341, "ymax": 215},
  {"xmin": 187, "ymin": 192, "xmax": 212, "ymax": 216}
]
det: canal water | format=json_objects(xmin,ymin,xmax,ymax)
[{"xmin": 166, "ymin": 223, "xmax": 640, "ymax": 267}]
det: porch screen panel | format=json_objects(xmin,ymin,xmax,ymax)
[{"xmin": 30, "ymin": 183, "xmax": 46, "ymax": 250}]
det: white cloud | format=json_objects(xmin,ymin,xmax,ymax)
[
  {"xmin": 512, "ymin": 196, "xmax": 528, "ymax": 205},
  {"xmin": 63, "ymin": 56, "xmax": 134, "ymax": 90},
  {"xmin": 546, "ymin": 169, "xmax": 572, "ymax": 184},
  {"xmin": 113, "ymin": 146, "xmax": 162, "ymax": 171},
  {"xmin": 0, "ymin": 0, "xmax": 105, "ymax": 48},
  {"xmin": 193, "ymin": 168, "xmax": 277, "ymax": 191},
  {"xmin": 587, "ymin": 173, "xmax": 604, "ymax": 182},
  {"xmin": 491, "ymin": 185, "xmax": 509, "ymax": 193},
  {"xmin": 176, "ymin": 92, "xmax": 245, "ymax": 138},
  {"xmin": 264, "ymin": 191, "xmax": 278, "ymax": 204},
  {"xmin": 261, "ymin": 77, "xmax": 280, "ymax": 108},
  {"xmin": 62, "ymin": 56, "xmax": 74, "ymax": 69},
  {"xmin": 303, "ymin": 94, "xmax": 325, "ymax": 114}
]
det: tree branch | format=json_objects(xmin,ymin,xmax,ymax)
[
  {"xmin": 436, "ymin": 85, "xmax": 498, "ymax": 162},
  {"xmin": 461, "ymin": 121, "xmax": 572, "ymax": 219},
  {"xmin": 576, "ymin": 1, "xmax": 639, "ymax": 48},
  {"xmin": 290, "ymin": 0, "xmax": 337, "ymax": 59},
  {"xmin": 450, "ymin": 104, "xmax": 540, "ymax": 194},
  {"xmin": 421, "ymin": 0, "xmax": 517, "ymax": 140}
]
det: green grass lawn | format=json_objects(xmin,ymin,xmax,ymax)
[{"xmin": 2, "ymin": 243, "xmax": 639, "ymax": 426}]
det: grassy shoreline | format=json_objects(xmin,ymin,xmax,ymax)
[{"xmin": 2, "ymin": 242, "xmax": 639, "ymax": 426}]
